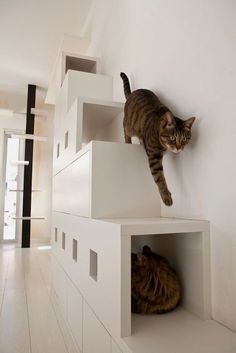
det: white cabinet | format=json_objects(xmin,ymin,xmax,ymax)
[
  {"xmin": 53, "ymin": 69, "xmax": 113, "ymax": 174},
  {"xmin": 50, "ymin": 50, "xmax": 213, "ymax": 353},
  {"xmin": 53, "ymin": 141, "xmax": 161, "ymax": 218},
  {"xmin": 51, "ymin": 257, "xmax": 68, "ymax": 319},
  {"xmin": 83, "ymin": 301, "xmax": 111, "ymax": 353},
  {"xmin": 67, "ymin": 280, "xmax": 83, "ymax": 352},
  {"xmin": 54, "ymin": 97, "xmax": 124, "ymax": 174}
]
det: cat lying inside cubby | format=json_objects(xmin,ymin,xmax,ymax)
[
  {"xmin": 131, "ymin": 245, "xmax": 181, "ymax": 314},
  {"xmin": 120, "ymin": 72, "xmax": 195, "ymax": 207}
]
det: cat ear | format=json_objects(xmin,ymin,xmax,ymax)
[
  {"xmin": 143, "ymin": 245, "xmax": 151, "ymax": 254},
  {"xmin": 164, "ymin": 112, "xmax": 175, "ymax": 126},
  {"xmin": 185, "ymin": 117, "xmax": 196, "ymax": 130},
  {"xmin": 137, "ymin": 253, "xmax": 146, "ymax": 265}
]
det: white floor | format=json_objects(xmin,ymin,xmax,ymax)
[
  {"xmin": 0, "ymin": 245, "xmax": 80, "ymax": 353},
  {"xmin": 1, "ymin": 245, "xmax": 236, "ymax": 353}
]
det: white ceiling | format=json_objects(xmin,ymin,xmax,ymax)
[{"xmin": 0, "ymin": 0, "xmax": 92, "ymax": 110}]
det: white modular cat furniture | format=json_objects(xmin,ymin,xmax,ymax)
[{"xmin": 49, "ymin": 49, "xmax": 232, "ymax": 353}]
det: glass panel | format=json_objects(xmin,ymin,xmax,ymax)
[{"xmin": 3, "ymin": 138, "xmax": 20, "ymax": 240}]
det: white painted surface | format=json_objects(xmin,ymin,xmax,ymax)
[
  {"xmin": 0, "ymin": 246, "xmax": 79, "ymax": 353},
  {"xmin": 112, "ymin": 340, "xmax": 123, "ymax": 353},
  {"xmin": 103, "ymin": 217, "xmax": 209, "ymax": 235},
  {"xmin": 83, "ymin": 301, "xmax": 111, "ymax": 353},
  {"xmin": 66, "ymin": 70, "xmax": 113, "ymax": 113},
  {"xmin": 53, "ymin": 141, "xmax": 161, "ymax": 218},
  {"xmin": 10, "ymin": 133, "xmax": 47, "ymax": 142},
  {"xmin": 69, "ymin": 151, "xmax": 91, "ymax": 217},
  {"xmin": 54, "ymin": 97, "xmax": 124, "ymax": 174},
  {"xmin": 87, "ymin": 0, "xmax": 236, "ymax": 331},
  {"xmin": 10, "ymin": 160, "xmax": 29, "ymax": 166},
  {"xmin": 52, "ymin": 212, "xmax": 211, "ymax": 338},
  {"xmin": 31, "ymin": 104, "xmax": 54, "ymax": 244},
  {"xmin": 52, "ymin": 212, "xmax": 123, "ymax": 338},
  {"xmin": 67, "ymin": 279, "xmax": 83, "ymax": 352},
  {"xmin": 46, "ymin": 35, "xmax": 92, "ymax": 104},
  {"xmin": 124, "ymin": 309, "xmax": 236, "ymax": 353},
  {"xmin": 0, "ymin": 1, "xmax": 92, "ymax": 108}
]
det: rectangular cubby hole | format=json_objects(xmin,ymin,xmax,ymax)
[
  {"xmin": 55, "ymin": 228, "xmax": 58, "ymax": 242},
  {"xmin": 65, "ymin": 55, "xmax": 97, "ymax": 75},
  {"xmin": 62, "ymin": 232, "xmax": 66, "ymax": 250},
  {"xmin": 89, "ymin": 249, "xmax": 98, "ymax": 281},
  {"xmin": 73, "ymin": 239, "xmax": 78, "ymax": 262},
  {"xmin": 130, "ymin": 232, "xmax": 210, "ymax": 324},
  {"xmin": 57, "ymin": 143, "xmax": 60, "ymax": 158},
  {"xmin": 65, "ymin": 131, "xmax": 69, "ymax": 149},
  {"xmin": 80, "ymin": 103, "xmax": 124, "ymax": 148}
]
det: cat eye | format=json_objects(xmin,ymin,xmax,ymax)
[
  {"xmin": 183, "ymin": 136, "xmax": 187, "ymax": 142},
  {"xmin": 170, "ymin": 136, "xmax": 175, "ymax": 141}
]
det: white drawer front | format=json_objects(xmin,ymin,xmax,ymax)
[
  {"xmin": 67, "ymin": 280, "xmax": 83, "ymax": 352},
  {"xmin": 83, "ymin": 301, "xmax": 111, "ymax": 353}
]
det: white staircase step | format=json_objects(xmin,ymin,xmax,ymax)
[
  {"xmin": 53, "ymin": 141, "xmax": 161, "ymax": 218},
  {"xmin": 102, "ymin": 217, "xmax": 209, "ymax": 235},
  {"xmin": 46, "ymin": 37, "xmax": 99, "ymax": 104},
  {"xmin": 62, "ymin": 52, "xmax": 100, "ymax": 84}
]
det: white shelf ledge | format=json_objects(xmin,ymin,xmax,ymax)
[
  {"xmin": 12, "ymin": 217, "xmax": 45, "ymax": 220},
  {"xmin": 122, "ymin": 308, "xmax": 236, "ymax": 353},
  {"xmin": 10, "ymin": 160, "xmax": 29, "ymax": 166},
  {"xmin": 10, "ymin": 133, "xmax": 47, "ymax": 142},
  {"xmin": 31, "ymin": 108, "xmax": 48, "ymax": 119},
  {"xmin": 100, "ymin": 217, "xmax": 210, "ymax": 235},
  {"xmin": 9, "ymin": 189, "xmax": 43, "ymax": 192}
]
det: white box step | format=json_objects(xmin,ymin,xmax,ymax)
[
  {"xmin": 53, "ymin": 70, "xmax": 113, "ymax": 145},
  {"xmin": 52, "ymin": 212, "xmax": 210, "ymax": 339},
  {"xmin": 53, "ymin": 141, "xmax": 161, "ymax": 218},
  {"xmin": 46, "ymin": 43, "xmax": 100, "ymax": 104},
  {"xmin": 61, "ymin": 52, "xmax": 101, "ymax": 84},
  {"xmin": 54, "ymin": 98, "xmax": 124, "ymax": 174}
]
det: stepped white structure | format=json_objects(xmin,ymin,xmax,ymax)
[{"xmin": 49, "ymin": 41, "xmax": 236, "ymax": 353}]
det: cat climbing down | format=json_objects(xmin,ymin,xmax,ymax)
[
  {"xmin": 131, "ymin": 245, "xmax": 181, "ymax": 314},
  {"xmin": 120, "ymin": 72, "xmax": 195, "ymax": 206}
]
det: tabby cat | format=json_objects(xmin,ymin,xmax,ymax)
[
  {"xmin": 131, "ymin": 245, "xmax": 181, "ymax": 314},
  {"xmin": 120, "ymin": 72, "xmax": 195, "ymax": 206}
]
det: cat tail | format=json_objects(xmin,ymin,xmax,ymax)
[{"xmin": 120, "ymin": 72, "xmax": 131, "ymax": 99}]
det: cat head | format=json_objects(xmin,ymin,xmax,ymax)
[
  {"xmin": 159, "ymin": 112, "xmax": 195, "ymax": 153},
  {"xmin": 132, "ymin": 246, "xmax": 156, "ymax": 272}
]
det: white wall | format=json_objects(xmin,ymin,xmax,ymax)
[
  {"xmin": 31, "ymin": 104, "xmax": 54, "ymax": 244},
  {"xmin": 86, "ymin": 0, "xmax": 236, "ymax": 331}
]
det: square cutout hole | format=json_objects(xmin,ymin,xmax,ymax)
[
  {"xmin": 57, "ymin": 143, "xmax": 60, "ymax": 158},
  {"xmin": 55, "ymin": 228, "xmax": 58, "ymax": 242},
  {"xmin": 62, "ymin": 232, "xmax": 66, "ymax": 250},
  {"xmin": 89, "ymin": 249, "xmax": 98, "ymax": 281},
  {"xmin": 65, "ymin": 131, "xmax": 69, "ymax": 149},
  {"xmin": 73, "ymin": 239, "xmax": 78, "ymax": 262}
]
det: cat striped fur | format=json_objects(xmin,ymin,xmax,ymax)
[
  {"xmin": 120, "ymin": 72, "xmax": 195, "ymax": 206},
  {"xmin": 131, "ymin": 245, "xmax": 181, "ymax": 314}
]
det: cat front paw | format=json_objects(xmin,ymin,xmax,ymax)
[{"xmin": 162, "ymin": 191, "xmax": 173, "ymax": 206}]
